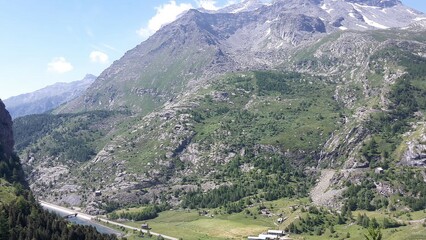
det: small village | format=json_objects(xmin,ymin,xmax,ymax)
[{"xmin": 247, "ymin": 229, "xmax": 292, "ymax": 240}]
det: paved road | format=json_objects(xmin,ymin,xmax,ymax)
[{"xmin": 40, "ymin": 201, "xmax": 178, "ymax": 240}]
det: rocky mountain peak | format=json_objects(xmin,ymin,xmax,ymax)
[
  {"xmin": 0, "ymin": 100, "xmax": 14, "ymax": 158},
  {"xmin": 271, "ymin": 0, "xmax": 401, "ymax": 7},
  {"xmin": 218, "ymin": 0, "xmax": 268, "ymax": 13},
  {"xmin": 82, "ymin": 74, "xmax": 97, "ymax": 81},
  {"xmin": 344, "ymin": 0, "xmax": 401, "ymax": 8},
  {"xmin": 271, "ymin": 0, "xmax": 321, "ymax": 7}
]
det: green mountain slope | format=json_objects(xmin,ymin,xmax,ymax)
[
  {"xmin": 0, "ymin": 100, "xmax": 118, "ymax": 240},
  {"xmin": 14, "ymin": 27, "xmax": 426, "ymax": 213}
]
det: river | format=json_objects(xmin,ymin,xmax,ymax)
[{"xmin": 42, "ymin": 204, "xmax": 123, "ymax": 236}]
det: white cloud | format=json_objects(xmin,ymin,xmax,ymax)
[
  {"xmin": 137, "ymin": 1, "xmax": 193, "ymax": 39},
  {"xmin": 196, "ymin": 0, "xmax": 219, "ymax": 10},
  {"xmin": 89, "ymin": 51, "xmax": 109, "ymax": 64},
  {"xmin": 225, "ymin": 0, "xmax": 238, "ymax": 5},
  {"xmin": 197, "ymin": 0, "xmax": 246, "ymax": 10},
  {"xmin": 47, "ymin": 57, "xmax": 73, "ymax": 73}
]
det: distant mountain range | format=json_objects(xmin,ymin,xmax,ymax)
[{"xmin": 4, "ymin": 74, "xmax": 96, "ymax": 119}]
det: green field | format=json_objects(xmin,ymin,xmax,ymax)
[
  {"xmin": 106, "ymin": 198, "xmax": 426, "ymax": 240},
  {"xmin": 298, "ymin": 224, "xmax": 426, "ymax": 240},
  {"xmin": 116, "ymin": 198, "xmax": 304, "ymax": 239}
]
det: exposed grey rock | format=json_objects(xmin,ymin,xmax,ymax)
[
  {"xmin": 0, "ymin": 100, "xmax": 14, "ymax": 158},
  {"xmin": 401, "ymin": 123, "xmax": 426, "ymax": 166},
  {"xmin": 345, "ymin": 0, "xmax": 400, "ymax": 8},
  {"xmin": 211, "ymin": 91, "xmax": 229, "ymax": 101},
  {"xmin": 60, "ymin": 194, "xmax": 82, "ymax": 207}
]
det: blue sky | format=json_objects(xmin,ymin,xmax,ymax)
[{"xmin": 0, "ymin": 0, "xmax": 425, "ymax": 100}]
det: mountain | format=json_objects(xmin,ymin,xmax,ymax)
[
  {"xmin": 11, "ymin": 0, "xmax": 426, "ymax": 238},
  {"xmin": 4, "ymin": 74, "xmax": 96, "ymax": 119},
  {"xmin": 214, "ymin": 0, "xmax": 270, "ymax": 13},
  {"xmin": 0, "ymin": 100, "xmax": 117, "ymax": 240},
  {"xmin": 57, "ymin": 0, "xmax": 424, "ymax": 115}
]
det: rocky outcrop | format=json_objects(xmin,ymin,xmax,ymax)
[
  {"xmin": 401, "ymin": 123, "xmax": 426, "ymax": 167},
  {"xmin": 0, "ymin": 100, "xmax": 14, "ymax": 158},
  {"xmin": 345, "ymin": 0, "xmax": 400, "ymax": 8}
]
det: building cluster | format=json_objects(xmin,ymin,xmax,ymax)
[{"xmin": 248, "ymin": 230, "xmax": 292, "ymax": 240}]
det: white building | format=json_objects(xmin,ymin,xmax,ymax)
[
  {"xmin": 248, "ymin": 237, "xmax": 267, "ymax": 240},
  {"xmin": 248, "ymin": 230, "xmax": 291, "ymax": 240},
  {"xmin": 258, "ymin": 234, "xmax": 279, "ymax": 239},
  {"xmin": 267, "ymin": 230, "xmax": 285, "ymax": 236}
]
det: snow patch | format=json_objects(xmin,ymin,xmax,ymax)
[
  {"xmin": 349, "ymin": 3, "xmax": 362, "ymax": 12},
  {"xmin": 320, "ymin": 3, "xmax": 333, "ymax": 13},
  {"xmin": 339, "ymin": 26, "xmax": 348, "ymax": 30},
  {"xmin": 407, "ymin": 9, "xmax": 417, "ymax": 15},
  {"xmin": 266, "ymin": 28, "xmax": 271, "ymax": 36},
  {"xmin": 354, "ymin": 3, "xmax": 380, "ymax": 9},
  {"xmin": 349, "ymin": 12, "xmax": 356, "ymax": 18},
  {"xmin": 356, "ymin": 24, "xmax": 368, "ymax": 29},
  {"xmin": 415, "ymin": 17, "xmax": 426, "ymax": 21},
  {"xmin": 231, "ymin": 1, "xmax": 265, "ymax": 13},
  {"xmin": 363, "ymin": 16, "xmax": 388, "ymax": 29}
]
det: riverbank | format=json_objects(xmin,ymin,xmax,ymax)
[
  {"xmin": 40, "ymin": 201, "xmax": 179, "ymax": 240},
  {"xmin": 40, "ymin": 201, "xmax": 122, "ymax": 236}
]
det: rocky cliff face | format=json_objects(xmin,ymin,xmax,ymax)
[
  {"xmin": 401, "ymin": 122, "xmax": 426, "ymax": 167},
  {"xmin": 345, "ymin": 0, "xmax": 400, "ymax": 8},
  {"xmin": 0, "ymin": 100, "xmax": 14, "ymax": 158}
]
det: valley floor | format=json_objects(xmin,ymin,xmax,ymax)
[
  {"xmin": 40, "ymin": 201, "xmax": 178, "ymax": 240},
  {"xmin": 39, "ymin": 196, "xmax": 426, "ymax": 240},
  {"xmin": 110, "ymin": 198, "xmax": 426, "ymax": 240}
]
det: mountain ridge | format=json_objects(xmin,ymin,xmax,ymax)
[
  {"xmin": 57, "ymin": 0, "xmax": 425, "ymax": 114},
  {"xmin": 4, "ymin": 74, "xmax": 96, "ymax": 119}
]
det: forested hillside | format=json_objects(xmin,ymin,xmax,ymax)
[{"xmin": 0, "ymin": 100, "xmax": 117, "ymax": 240}]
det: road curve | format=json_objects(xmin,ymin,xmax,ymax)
[{"xmin": 40, "ymin": 201, "xmax": 179, "ymax": 240}]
